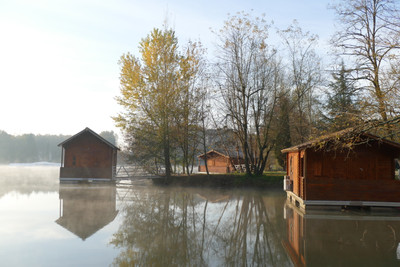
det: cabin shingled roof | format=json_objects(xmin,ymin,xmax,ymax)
[
  {"xmin": 281, "ymin": 128, "xmax": 400, "ymax": 153},
  {"xmin": 58, "ymin": 127, "xmax": 120, "ymax": 150},
  {"xmin": 198, "ymin": 149, "xmax": 244, "ymax": 159}
]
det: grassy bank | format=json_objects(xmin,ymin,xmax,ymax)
[{"xmin": 152, "ymin": 171, "xmax": 285, "ymax": 189}]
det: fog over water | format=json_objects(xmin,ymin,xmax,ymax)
[
  {"xmin": 1, "ymin": 166, "xmax": 400, "ymax": 266},
  {"xmin": 0, "ymin": 165, "xmax": 59, "ymax": 197}
]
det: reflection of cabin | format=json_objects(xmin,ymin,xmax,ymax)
[
  {"xmin": 196, "ymin": 192, "xmax": 230, "ymax": 203},
  {"xmin": 55, "ymin": 184, "xmax": 118, "ymax": 240},
  {"xmin": 282, "ymin": 129, "xmax": 400, "ymax": 210},
  {"xmin": 197, "ymin": 149, "xmax": 245, "ymax": 173},
  {"xmin": 58, "ymin": 127, "xmax": 119, "ymax": 182},
  {"xmin": 283, "ymin": 202, "xmax": 400, "ymax": 266}
]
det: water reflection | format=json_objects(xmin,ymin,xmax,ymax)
[
  {"xmin": 4, "ymin": 165, "xmax": 400, "ymax": 266},
  {"xmin": 56, "ymin": 184, "xmax": 118, "ymax": 240},
  {"xmin": 110, "ymin": 187, "xmax": 291, "ymax": 266},
  {"xmin": 283, "ymin": 203, "xmax": 400, "ymax": 267}
]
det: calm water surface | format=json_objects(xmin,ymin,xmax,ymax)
[{"xmin": 1, "ymin": 166, "xmax": 400, "ymax": 267}]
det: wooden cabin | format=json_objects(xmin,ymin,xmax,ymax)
[
  {"xmin": 197, "ymin": 149, "xmax": 245, "ymax": 173},
  {"xmin": 281, "ymin": 129, "xmax": 400, "ymax": 210},
  {"xmin": 58, "ymin": 127, "xmax": 119, "ymax": 182}
]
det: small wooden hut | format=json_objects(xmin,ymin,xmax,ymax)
[
  {"xmin": 281, "ymin": 129, "xmax": 400, "ymax": 210},
  {"xmin": 58, "ymin": 127, "xmax": 119, "ymax": 182},
  {"xmin": 197, "ymin": 149, "xmax": 245, "ymax": 173}
]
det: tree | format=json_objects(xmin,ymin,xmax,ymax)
[
  {"xmin": 331, "ymin": 0, "xmax": 400, "ymax": 125},
  {"xmin": 174, "ymin": 41, "xmax": 206, "ymax": 175},
  {"xmin": 214, "ymin": 12, "xmax": 280, "ymax": 176},
  {"xmin": 279, "ymin": 21, "xmax": 323, "ymax": 143},
  {"xmin": 114, "ymin": 27, "xmax": 205, "ymax": 176},
  {"xmin": 114, "ymin": 28, "xmax": 179, "ymax": 176},
  {"xmin": 273, "ymin": 92, "xmax": 292, "ymax": 169},
  {"xmin": 100, "ymin": 131, "xmax": 118, "ymax": 146},
  {"xmin": 198, "ymin": 79, "xmax": 211, "ymax": 176},
  {"xmin": 324, "ymin": 62, "xmax": 361, "ymax": 131},
  {"xmin": 0, "ymin": 131, "xmax": 14, "ymax": 163}
]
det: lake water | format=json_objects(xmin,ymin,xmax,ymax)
[{"xmin": 1, "ymin": 166, "xmax": 400, "ymax": 266}]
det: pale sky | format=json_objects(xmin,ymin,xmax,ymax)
[{"xmin": 0, "ymin": 0, "xmax": 335, "ymax": 136}]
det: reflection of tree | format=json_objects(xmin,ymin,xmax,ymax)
[
  {"xmin": 111, "ymin": 188, "xmax": 204, "ymax": 266},
  {"xmin": 216, "ymin": 193, "xmax": 290, "ymax": 266},
  {"xmin": 110, "ymin": 187, "xmax": 290, "ymax": 266}
]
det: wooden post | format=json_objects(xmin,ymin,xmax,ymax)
[
  {"xmin": 60, "ymin": 147, "xmax": 64, "ymax": 167},
  {"xmin": 303, "ymin": 149, "xmax": 307, "ymax": 200}
]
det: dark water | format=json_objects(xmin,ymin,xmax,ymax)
[{"xmin": 1, "ymin": 166, "xmax": 400, "ymax": 266}]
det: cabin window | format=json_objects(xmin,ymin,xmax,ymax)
[
  {"xmin": 395, "ymin": 159, "xmax": 400, "ymax": 180},
  {"xmin": 289, "ymin": 156, "xmax": 293, "ymax": 177},
  {"xmin": 72, "ymin": 156, "xmax": 76, "ymax": 166}
]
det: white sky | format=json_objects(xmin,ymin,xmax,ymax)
[{"xmin": 0, "ymin": 0, "xmax": 335, "ymax": 136}]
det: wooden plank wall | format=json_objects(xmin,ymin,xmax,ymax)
[
  {"xmin": 198, "ymin": 165, "xmax": 229, "ymax": 173},
  {"xmin": 64, "ymin": 132, "xmax": 114, "ymax": 169},
  {"xmin": 288, "ymin": 152, "xmax": 300, "ymax": 196},
  {"xmin": 306, "ymin": 178, "xmax": 400, "ymax": 202},
  {"xmin": 305, "ymin": 145, "xmax": 396, "ymax": 181},
  {"xmin": 60, "ymin": 167, "xmax": 112, "ymax": 179}
]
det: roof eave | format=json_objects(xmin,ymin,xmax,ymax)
[{"xmin": 58, "ymin": 127, "xmax": 120, "ymax": 150}]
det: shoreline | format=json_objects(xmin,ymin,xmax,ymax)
[{"xmin": 151, "ymin": 173, "xmax": 284, "ymax": 189}]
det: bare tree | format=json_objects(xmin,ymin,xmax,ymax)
[
  {"xmin": 279, "ymin": 21, "xmax": 323, "ymax": 143},
  {"xmin": 199, "ymin": 83, "xmax": 211, "ymax": 176},
  {"xmin": 331, "ymin": 0, "xmax": 400, "ymax": 124},
  {"xmin": 213, "ymin": 12, "xmax": 281, "ymax": 176}
]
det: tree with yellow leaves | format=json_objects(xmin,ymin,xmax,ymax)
[{"xmin": 114, "ymin": 28, "xmax": 205, "ymax": 176}]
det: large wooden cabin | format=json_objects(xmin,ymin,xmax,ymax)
[
  {"xmin": 197, "ymin": 149, "xmax": 244, "ymax": 174},
  {"xmin": 282, "ymin": 129, "xmax": 400, "ymax": 210},
  {"xmin": 58, "ymin": 127, "xmax": 119, "ymax": 182}
]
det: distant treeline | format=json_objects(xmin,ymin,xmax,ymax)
[{"xmin": 0, "ymin": 130, "xmax": 117, "ymax": 164}]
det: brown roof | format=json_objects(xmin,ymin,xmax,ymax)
[
  {"xmin": 197, "ymin": 149, "xmax": 244, "ymax": 159},
  {"xmin": 281, "ymin": 128, "xmax": 400, "ymax": 153},
  {"xmin": 58, "ymin": 127, "xmax": 120, "ymax": 150}
]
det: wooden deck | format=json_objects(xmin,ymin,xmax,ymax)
[{"xmin": 287, "ymin": 189, "xmax": 400, "ymax": 212}]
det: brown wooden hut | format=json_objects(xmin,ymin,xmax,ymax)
[
  {"xmin": 197, "ymin": 149, "xmax": 245, "ymax": 173},
  {"xmin": 281, "ymin": 129, "xmax": 400, "ymax": 210},
  {"xmin": 58, "ymin": 127, "xmax": 119, "ymax": 182}
]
